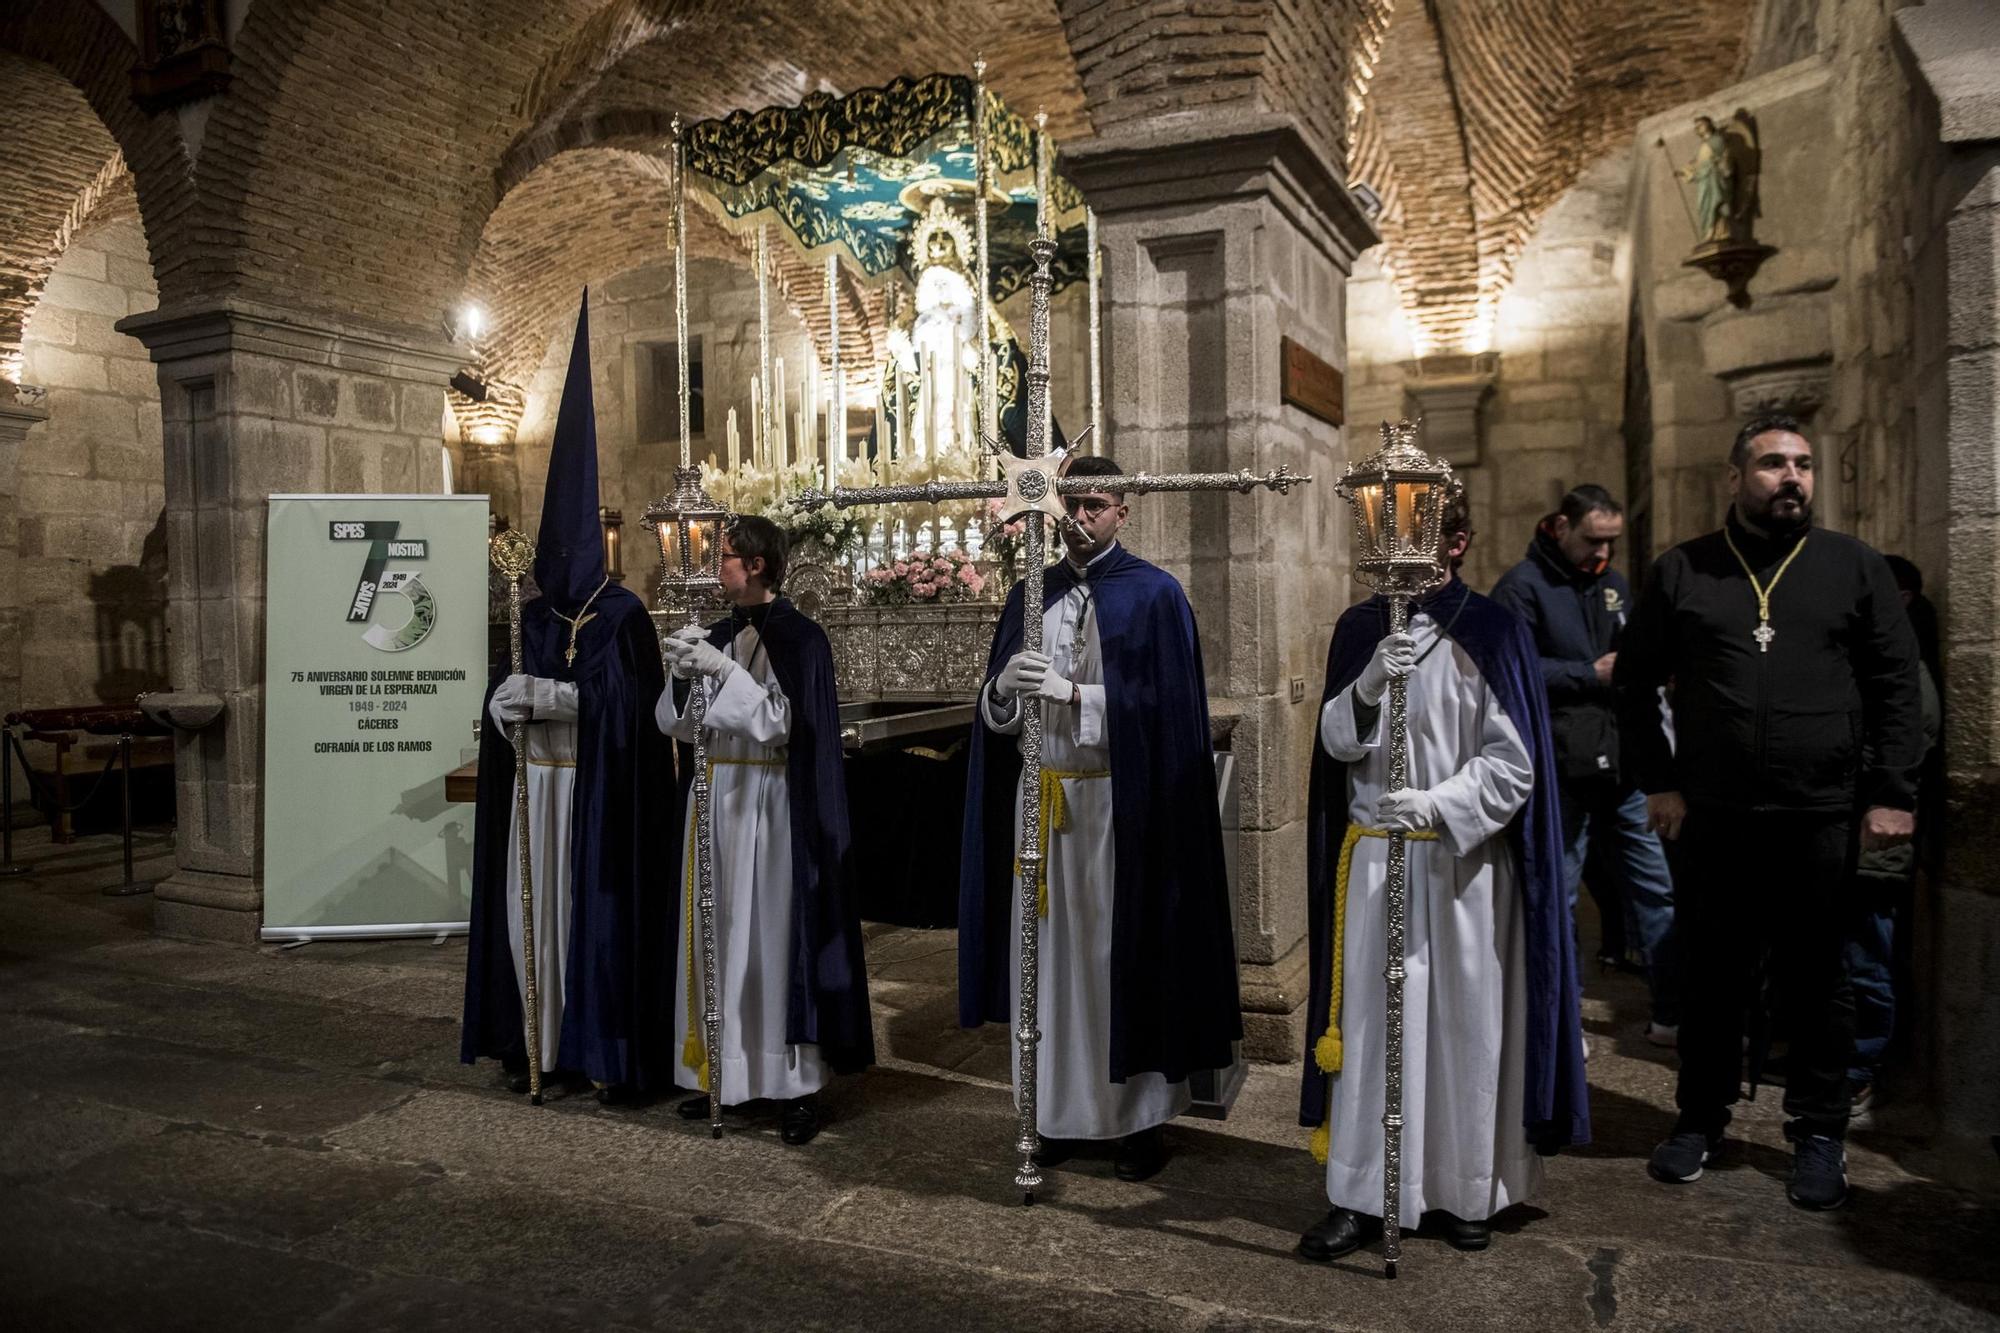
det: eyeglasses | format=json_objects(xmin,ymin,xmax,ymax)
[{"xmin": 1062, "ymin": 496, "xmax": 1121, "ymax": 518}]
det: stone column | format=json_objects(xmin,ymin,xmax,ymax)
[
  {"xmin": 1066, "ymin": 114, "xmax": 1379, "ymax": 1060},
  {"xmin": 0, "ymin": 386, "xmax": 51, "ymax": 734},
  {"xmin": 1898, "ymin": 0, "xmax": 2000, "ymax": 1140},
  {"xmin": 114, "ymin": 299, "xmax": 460, "ymax": 942}
]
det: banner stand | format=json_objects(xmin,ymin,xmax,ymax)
[{"xmin": 262, "ymin": 494, "xmax": 490, "ymax": 941}]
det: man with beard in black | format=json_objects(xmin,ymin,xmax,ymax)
[{"xmin": 1615, "ymin": 415, "xmax": 1923, "ymax": 1211}]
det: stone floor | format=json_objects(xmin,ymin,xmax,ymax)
[{"xmin": 2, "ymin": 824, "xmax": 1997, "ymax": 1332}]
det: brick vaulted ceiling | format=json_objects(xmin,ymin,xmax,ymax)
[
  {"xmin": 1, "ymin": 0, "xmax": 1749, "ymax": 393},
  {"xmin": 1351, "ymin": 0, "xmax": 1751, "ymax": 355}
]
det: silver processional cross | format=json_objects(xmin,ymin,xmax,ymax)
[{"xmin": 795, "ymin": 233, "xmax": 1309, "ymax": 1202}]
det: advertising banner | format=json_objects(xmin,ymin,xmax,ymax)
[{"xmin": 262, "ymin": 494, "xmax": 489, "ymax": 939}]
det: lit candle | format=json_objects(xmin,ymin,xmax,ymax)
[
  {"xmin": 749, "ymin": 375, "xmax": 762, "ymax": 469},
  {"xmin": 773, "ymin": 356, "xmax": 788, "ymax": 467},
  {"xmin": 925, "ymin": 349, "xmax": 939, "ymax": 485},
  {"xmin": 726, "ymin": 407, "xmax": 739, "ymax": 510}
]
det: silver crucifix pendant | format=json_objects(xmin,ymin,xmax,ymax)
[{"xmin": 1754, "ymin": 620, "xmax": 1775, "ymax": 653}]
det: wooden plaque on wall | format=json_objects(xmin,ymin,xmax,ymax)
[{"xmin": 1280, "ymin": 336, "xmax": 1344, "ymax": 427}]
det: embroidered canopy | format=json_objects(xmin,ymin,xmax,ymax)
[{"xmin": 685, "ymin": 73, "xmax": 1089, "ymax": 302}]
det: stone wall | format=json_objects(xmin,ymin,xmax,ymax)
[
  {"xmin": 12, "ymin": 211, "xmax": 163, "ymax": 723},
  {"xmin": 1899, "ymin": 0, "xmax": 2000, "ymax": 1141},
  {"xmin": 1625, "ymin": 19, "xmax": 1945, "ymax": 574},
  {"xmin": 1346, "ymin": 152, "xmax": 1632, "ymax": 593}
]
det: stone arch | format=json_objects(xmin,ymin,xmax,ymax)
[
  {"xmin": 1352, "ymin": 0, "xmax": 1756, "ymax": 357},
  {"xmin": 0, "ymin": 2, "xmax": 193, "ymax": 313},
  {"xmin": 188, "ymin": 0, "xmax": 639, "ymax": 330}
]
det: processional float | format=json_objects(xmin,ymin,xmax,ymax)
[
  {"xmin": 1333, "ymin": 422, "xmax": 1458, "ymax": 1278},
  {"xmin": 680, "ymin": 60, "xmax": 1104, "ymax": 596},
  {"xmin": 793, "ymin": 110, "xmax": 1310, "ymax": 1203}
]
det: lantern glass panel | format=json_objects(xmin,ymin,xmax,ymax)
[
  {"xmin": 1354, "ymin": 483, "xmax": 1385, "ymax": 555},
  {"xmin": 1395, "ymin": 481, "xmax": 1435, "ymax": 554}
]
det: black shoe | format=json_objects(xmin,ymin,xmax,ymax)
[
  {"xmin": 1437, "ymin": 1212, "xmax": 1491, "ymax": 1252},
  {"xmin": 1114, "ymin": 1126, "xmax": 1168, "ymax": 1182},
  {"xmin": 781, "ymin": 1095, "xmax": 820, "ymax": 1145},
  {"xmin": 1648, "ymin": 1125, "xmax": 1724, "ymax": 1183},
  {"xmin": 1786, "ymin": 1131, "xmax": 1849, "ymax": 1211},
  {"xmin": 1032, "ymin": 1136, "xmax": 1082, "ymax": 1169},
  {"xmin": 1298, "ymin": 1208, "xmax": 1379, "ymax": 1262},
  {"xmin": 594, "ymin": 1083, "xmax": 632, "ymax": 1107},
  {"xmin": 501, "ymin": 1056, "xmax": 531, "ymax": 1095},
  {"xmin": 677, "ymin": 1093, "xmax": 716, "ymax": 1120}
]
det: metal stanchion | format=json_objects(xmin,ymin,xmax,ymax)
[
  {"xmin": 102, "ymin": 732, "xmax": 153, "ymax": 897},
  {"xmin": 0, "ymin": 725, "xmax": 27, "ymax": 877}
]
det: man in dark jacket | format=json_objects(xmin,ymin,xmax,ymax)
[
  {"xmin": 1616, "ymin": 414, "xmax": 1923, "ymax": 1212},
  {"xmin": 1492, "ymin": 486, "xmax": 1677, "ymax": 1044}
]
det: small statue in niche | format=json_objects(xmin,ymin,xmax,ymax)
[{"xmin": 1662, "ymin": 108, "xmax": 1773, "ymax": 307}]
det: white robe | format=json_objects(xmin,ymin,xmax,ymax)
[
  {"xmin": 983, "ymin": 550, "xmax": 1192, "ymax": 1140},
  {"xmin": 656, "ymin": 625, "xmax": 829, "ymax": 1105},
  {"xmin": 1317, "ymin": 604, "xmax": 1539, "ymax": 1225},
  {"xmin": 489, "ymin": 682, "xmax": 580, "ymax": 1074}
]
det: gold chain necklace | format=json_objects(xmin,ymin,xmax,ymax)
[
  {"xmin": 550, "ymin": 576, "xmax": 610, "ymax": 668},
  {"xmin": 1722, "ymin": 526, "xmax": 1807, "ymax": 654}
]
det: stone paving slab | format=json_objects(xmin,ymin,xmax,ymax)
[{"xmin": 1, "ymin": 829, "xmax": 1997, "ymax": 1332}]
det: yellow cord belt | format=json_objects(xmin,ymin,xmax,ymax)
[
  {"xmin": 1310, "ymin": 823, "xmax": 1441, "ymax": 1164},
  {"xmin": 682, "ymin": 755, "xmax": 785, "ymax": 1091},
  {"xmin": 1013, "ymin": 767, "xmax": 1111, "ymax": 917}
]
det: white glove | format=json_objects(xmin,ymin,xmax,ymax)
[
  {"xmin": 1033, "ymin": 668, "xmax": 1077, "ymax": 705},
  {"xmin": 1356, "ymin": 632, "xmax": 1418, "ymax": 706},
  {"xmin": 488, "ymin": 674, "xmax": 534, "ymax": 726},
  {"xmin": 1377, "ymin": 787, "xmax": 1440, "ymax": 833},
  {"xmin": 995, "ymin": 650, "xmax": 1050, "ymax": 699},
  {"xmin": 526, "ymin": 677, "xmax": 579, "ymax": 723},
  {"xmin": 678, "ymin": 637, "xmax": 735, "ymax": 682},
  {"xmin": 663, "ymin": 626, "xmax": 700, "ymax": 680}
]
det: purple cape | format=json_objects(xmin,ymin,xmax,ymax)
[
  {"xmin": 1299, "ymin": 579, "xmax": 1591, "ymax": 1151},
  {"xmin": 460, "ymin": 589, "xmax": 679, "ymax": 1087},
  {"xmin": 959, "ymin": 546, "xmax": 1241, "ymax": 1083},
  {"xmin": 683, "ymin": 599, "xmax": 874, "ymax": 1074},
  {"xmin": 461, "ymin": 289, "xmax": 679, "ymax": 1089}
]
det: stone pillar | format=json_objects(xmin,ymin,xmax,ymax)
[
  {"xmin": 0, "ymin": 386, "xmax": 51, "ymax": 730},
  {"xmin": 1898, "ymin": 0, "xmax": 2000, "ymax": 1140},
  {"xmin": 114, "ymin": 299, "xmax": 460, "ymax": 942},
  {"xmin": 1066, "ymin": 114, "xmax": 1379, "ymax": 1060}
]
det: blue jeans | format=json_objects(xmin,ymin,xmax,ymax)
[
  {"xmin": 1845, "ymin": 891, "xmax": 1896, "ymax": 1086},
  {"xmin": 1559, "ymin": 784, "xmax": 1678, "ymax": 1026}
]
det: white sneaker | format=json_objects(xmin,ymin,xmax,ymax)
[{"xmin": 1645, "ymin": 1022, "xmax": 1679, "ymax": 1049}]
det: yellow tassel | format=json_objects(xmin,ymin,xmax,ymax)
[
  {"xmin": 1314, "ymin": 1030, "xmax": 1343, "ymax": 1074},
  {"xmin": 1304, "ymin": 825, "xmax": 1441, "ymax": 1158},
  {"xmin": 1014, "ymin": 768, "xmax": 1109, "ymax": 919}
]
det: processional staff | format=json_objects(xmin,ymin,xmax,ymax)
[
  {"xmin": 794, "ymin": 201, "xmax": 1312, "ymax": 1206},
  {"xmin": 488, "ymin": 526, "xmax": 544, "ymax": 1106},
  {"xmin": 643, "ymin": 114, "xmax": 728, "ymax": 1139},
  {"xmin": 1333, "ymin": 422, "xmax": 1458, "ymax": 1279}
]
